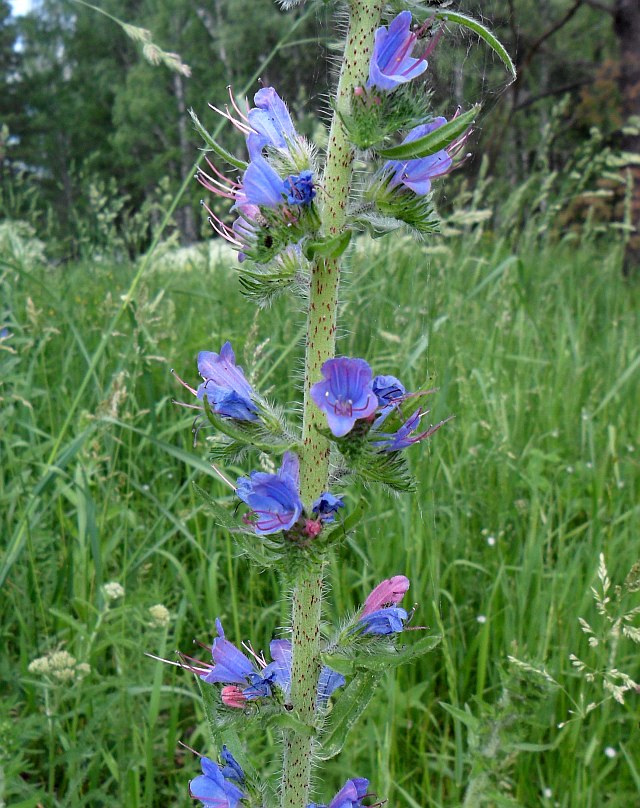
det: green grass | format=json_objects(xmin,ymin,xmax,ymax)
[{"xmin": 1, "ymin": 228, "xmax": 639, "ymax": 807}]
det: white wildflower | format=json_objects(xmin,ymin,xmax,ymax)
[
  {"xmin": 148, "ymin": 604, "xmax": 171, "ymax": 628},
  {"xmin": 103, "ymin": 581, "xmax": 125, "ymax": 601}
]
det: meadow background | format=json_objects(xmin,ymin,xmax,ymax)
[{"xmin": 2, "ymin": 1, "xmax": 640, "ymax": 806}]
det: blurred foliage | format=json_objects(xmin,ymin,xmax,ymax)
[{"xmin": 0, "ymin": 0, "xmax": 632, "ymax": 258}]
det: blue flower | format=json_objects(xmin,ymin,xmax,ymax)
[
  {"xmin": 201, "ymin": 618, "xmax": 266, "ymax": 688},
  {"xmin": 219, "ymin": 746, "xmax": 245, "ymax": 783},
  {"xmin": 312, "ymin": 492, "xmax": 345, "ymax": 523},
  {"xmin": 372, "ymin": 374, "xmax": 405, "ymax": 415},
  {"xmin": 382, "ymin": 118, "xmax": 454, "ymax": 196},
  {"xmin": 359, "ymin": 606, "xmax": 408, "ymax": 635},
  {"xmin": 317, "ymin": 666, "xmax": 346, "ymax": 707},
  {"xmin": 196, "ymin": 342, "xmax": 259, "ymax": 421},
  {"xmin": 236, "ymin": 451, "xmax": 304, "ymax": 535},
  {"xmin": 284, "ymin": 171, "xmax": 316, "ymax": 206},
  {"xmin": 247, "ymin": 87, "xmax": 298, "ymax": 160},
  {"xmin": 310, "ymin": 357, "xmax": 379, "ymax": 438},
  {"xmin": 371, "ymin": 407, "xmax": 450, "ymax": 452},
  {"xmin": 189, "ymin": 751, "xmax": 246, "ymax": 808},
  {"xmin": 367, "ymin": 11, "xmax": 429, "ymax": 91},
  {"xmin": 238, "ymin": 155, "xmax": 286, "ymax": 207},
  {"xmin": 308, "ymin": 778, "xmax": 370, "ymax": 808}
]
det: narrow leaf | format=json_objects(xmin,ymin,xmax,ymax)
[
  {"xmin": 434, "ymin": 11, "xmax": 516, "ymax": 79},
  {"xmin": 192, "ymin": 483, "xmax": 240, "ymax": 533},
  {"xmin": 320, "ymin": 653, "xmax": 355, "ymax": 677},
  {"xmin": 352, "ymin": 634, "xmax": 442, "ymax": 671},
  {"xmin": 377, "ymin": 106, "xmax": 479, "ymax": 160},
  {"xmin": 317, "ymin": 671, "xmax": 381, "ymax": 760},
  {"xmin": 267, "ymin": 712, "xmax": 315, "ymax": 737},
  {"xmin": 323, "ymin": 634, "xmax": 441, "ymax": 676},
  {"xmin": 303, "ymin": 230, "xmax": 352, "ymax": 260},
  {"xmin": 439, "ymin": 701, "xmax": 481, "ymax": 732},
  {"xmin": 190, "ymin": 109, "xmax": 248, "ymax": 170}
]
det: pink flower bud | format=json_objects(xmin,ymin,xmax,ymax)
[
  {"xmin": 361, "ymin": 575, "xmax": 410, "ymax": 617},
  {"xmin": 304, "ymin": 519, "xmax": 323, "ymax": 538},
  {"xmin": 221, "ymin": 685, "xmax": 248, "ymax": 708}
]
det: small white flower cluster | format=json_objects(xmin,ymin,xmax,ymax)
[
  {"xmin": 148, "ymin": 604, "xmax": 171, "ymax": 628},
  {"xmin": 103, "ymin": 581, "xmax": 125, "ymax": 601},
  {"xmin": 28, "ymin": 650, "xmax": 91, "ymax": 682}
]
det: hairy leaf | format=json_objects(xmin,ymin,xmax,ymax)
[{"xmin": 377, "ymin": 106, "xmax": 479, "ymax": 160}]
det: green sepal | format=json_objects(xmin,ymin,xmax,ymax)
[
  {"xmin": 316, "ymin": 670, "xmax": 381, "ymax": 760},
  {"xmin": 339, "ymin": 84, "xmax": 432, "ymax": 150},
  {"xmin": 377, "ymin": 105, "xmax": 480, "ymax": 160},
  {"xmin": 189, "ymin": 109, "xmax": 248, "ymax": 170},
  {"xmin": 238, "ymin": 242, "xmax": 310, "ymax": 305},
  {"xmin": 303, "ymin": 229, "xmax": 352, "ymax": 260},
  {"xmin": 202, "ymin": 396, "xmax": 297, "ymax": 459},
  {"xmin": 314, "ymin": 424, "xmax": 416, "ymax": 493},
  {"xmin": 433, "ymin": 11, "xmax": 516, "ymax": 80},
  {"xmin": 324, "ymin": 634, "xmax": 441, "ymax": 676},
  {"xmin": 350, "ymin": 447, "xmax": 416, "ymax": 493},
  {"xmin": 238, "ymin": 265, "xmax": 299, "ymax": 306},
  {"xmin": 356, "ymin": 201, "xmax": 440, "ymax": 240}
]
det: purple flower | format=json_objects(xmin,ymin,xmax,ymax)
[
  {"xmin": 372, "ymin": 374, "xmax": 405, "ymax": 415},
  {"xmin": 382, "ymin": 118, "xmax": 455, "ymax": 196},
  {"xmin": 201, "ymin": 619, "xmax": 264, "ymax": 686},
  {"xmin": 284, "ymin": 171, "xmax": 316, "ymax": 206},
  {"xmin": 310, "ymin": 357, "xmax": 378, "ymax": 438},
  {"xmin": 172, "ymin": 620, "xmax": 344, "ymax": 709},
  {"xmin": 236, "ymin": 452, "xmax": 303, "ymax": 535},
  {"xmin": 312, "ymin": 492, "xmax": 345, "ymax": 523},
  {"xmin": 367, "ymin": 11, "xmax": 429, "ymax": 91},
  {"xmin": 308, "ymin": 778, "xmax": 370, "ymax": 808},
  {"xmin": 247, "ymin": 87, "xmax": 298, "ymax": 160},
  {"xmin": 196, "ymin": 342, "xmax": 259, "ymax": 421},
  {"xmin": 371, "ymin": 407, "xmax": 450, "ymax": 451},
  {"xmin": 189, "ymin": 752, "xmax": 246, "ymax": 808}
]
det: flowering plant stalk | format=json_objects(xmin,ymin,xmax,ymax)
[{"xmin": 167, "ymin": 3, "xmax": 513, "ymax": 807}]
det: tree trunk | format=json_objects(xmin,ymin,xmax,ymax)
[
  {"xmin": 614, "ymin": 0, "xmax": 640, "ymax": 275},
  {"xmin": 172, "ymin": 71, "xmax": 198, "ymax": 244}
]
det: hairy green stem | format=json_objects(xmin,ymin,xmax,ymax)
[{"xmin": 281, "ymin": 3, "xmax": 384, "ymax": 807}]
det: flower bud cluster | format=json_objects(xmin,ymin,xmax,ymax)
[
  {"xmin": 28, "ymin": 650, "xmax": 91, "ymax": 683},
  {"xmin": 197, "ymin": 87, "xmax": 319, "ymax": 266}
]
